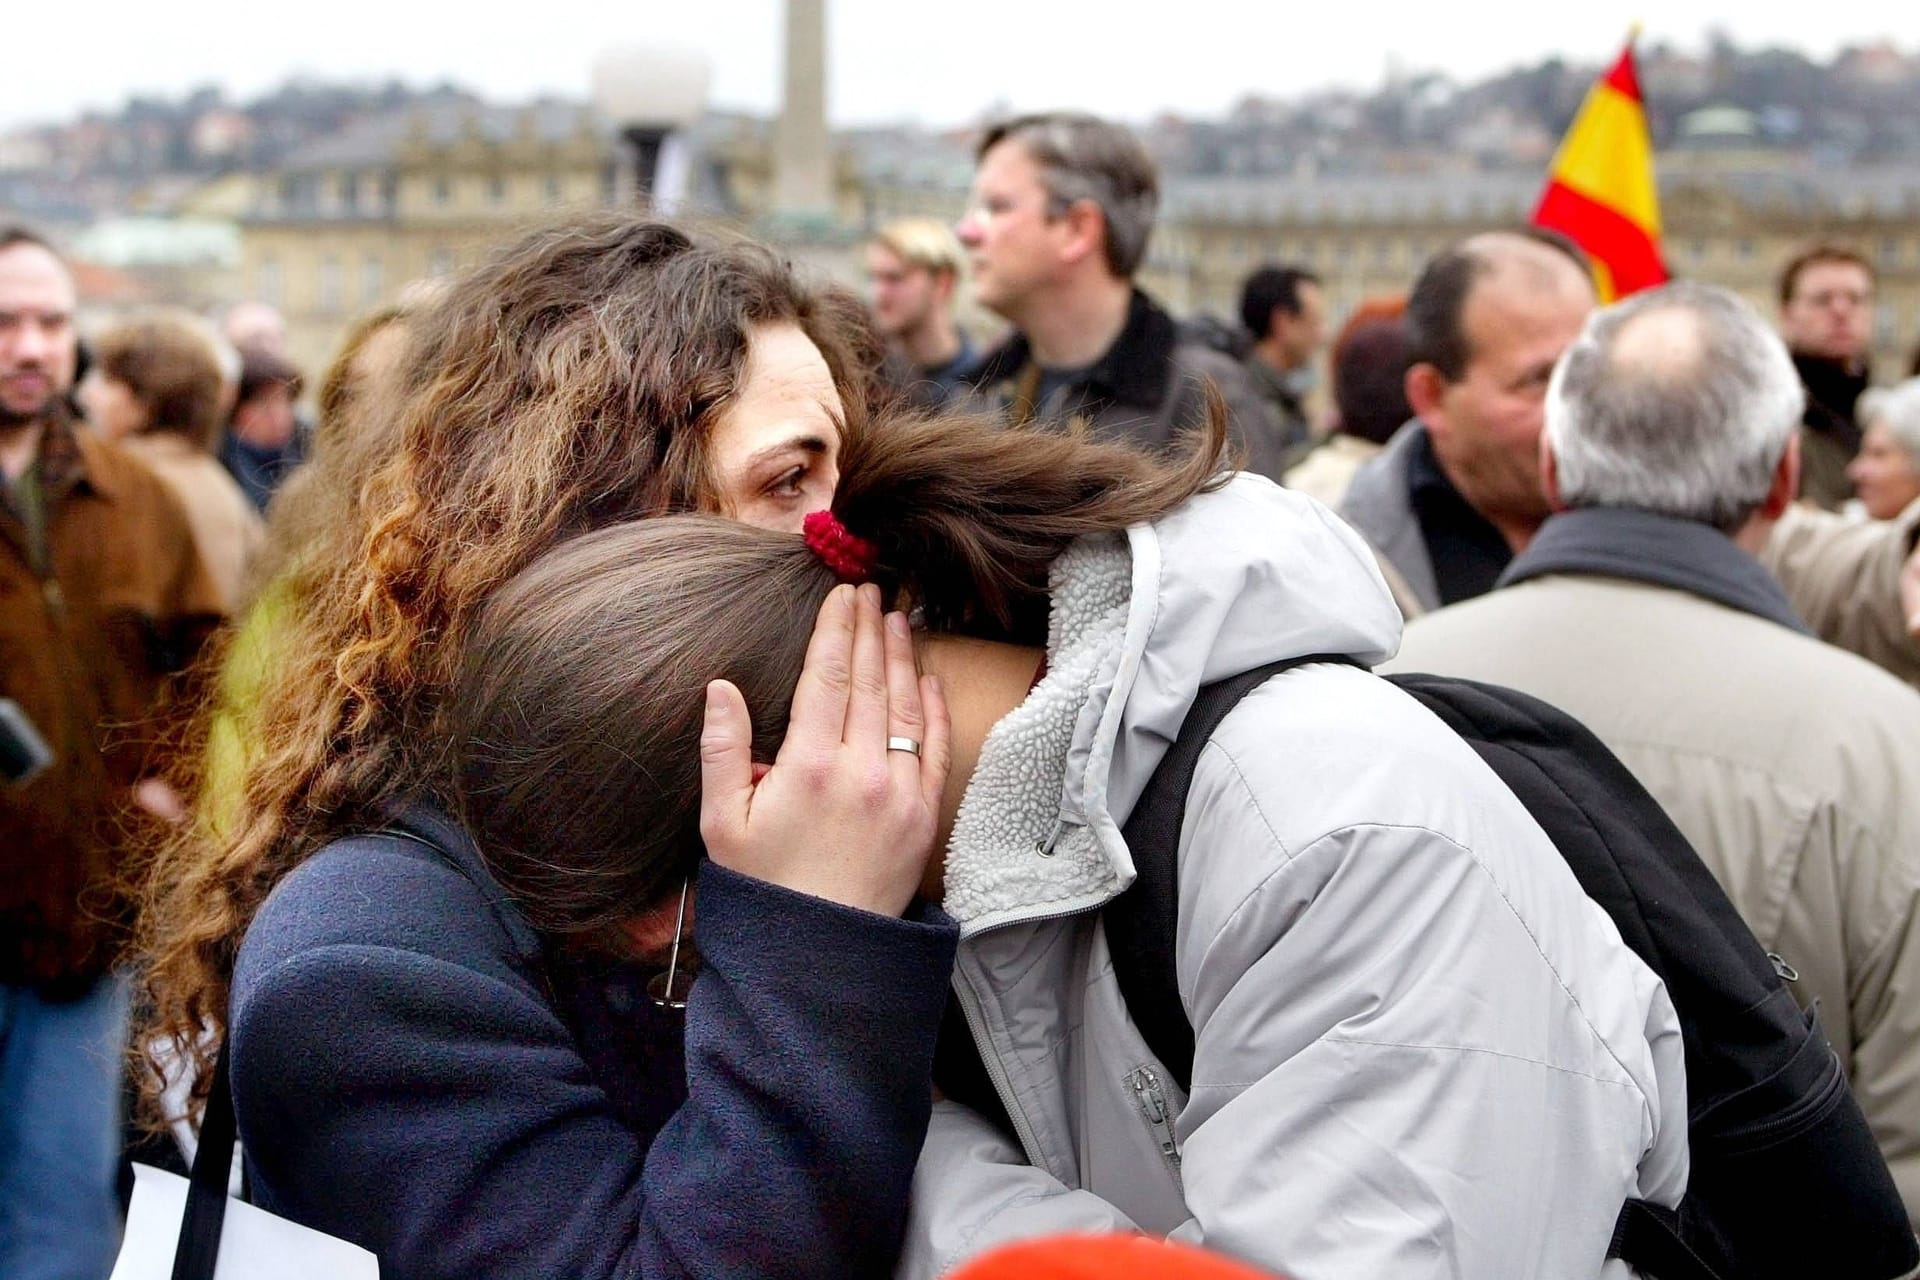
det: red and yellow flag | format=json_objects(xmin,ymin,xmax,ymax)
[{"xmin": 1532, "ymin": 34, "xmax": 1667, "ymax": 302}]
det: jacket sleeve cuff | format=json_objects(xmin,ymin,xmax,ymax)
[{"xmin": 693, "ymin": 861, "xmax": 958, "ymax": 1017}]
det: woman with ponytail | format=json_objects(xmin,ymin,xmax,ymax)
[
  {"xmin": 136, "ymin": 216, "xmax": 959, "ymax": 1279},
  {"xmin": 445, "ymin": 409, "xmax": 1692, "ymax": 1280}
]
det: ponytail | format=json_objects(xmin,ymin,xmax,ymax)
[
  {"xmin": 832, "ymin": 388, "xmax": 1234, "ymax": 633},
  {"xmin": 436, "ymin": 388, "xmax": 1239, "ymax": 939}
]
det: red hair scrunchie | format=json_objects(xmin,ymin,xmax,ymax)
[{"xmin": 802, "ymin": 508, "xmax": 879, "ymax": 583}]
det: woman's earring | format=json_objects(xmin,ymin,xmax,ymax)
[{"xmin": 646, "ymin": 878, "xmax": 695, "ymax": 1011}]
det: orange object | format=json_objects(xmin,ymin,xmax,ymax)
[
  {"xmin": 946, "ymin": 1233, "xmax": 1284, "ymax": 1280},
  {"xmin": 1532, "ymin": 31, "xmax": 1669, "ymax": 302}
]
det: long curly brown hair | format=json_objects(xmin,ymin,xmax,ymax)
[{"xmin": 136, "ymin": 215, "xmax": 882, "ymax": 1113}]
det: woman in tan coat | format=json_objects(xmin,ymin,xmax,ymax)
[{"xmin": 79, "ymin": 313, "xmax": 264, "ymax": 610}]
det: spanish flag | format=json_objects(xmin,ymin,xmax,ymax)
[{"xmin": 1532, "ymin": 34, "xmax": 1667, "ymax": 302}]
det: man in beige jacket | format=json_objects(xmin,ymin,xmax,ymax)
[{"xmin": 1388, "ymin": 280, "xmax": 1920, "ymax": 1227}]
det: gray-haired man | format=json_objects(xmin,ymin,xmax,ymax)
[
  {"xmin": 1387, "ymin": 281, "xmax": 1920, "ymax": 1226},
  {"xmin": 955, "ymin": 113, "xmax": 1285, "ymax": 478}
]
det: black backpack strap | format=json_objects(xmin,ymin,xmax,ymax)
[
  {"xmin": 1609, "ymin": 1199, "xmax": 1724, "ymax": 1280},
  {"xmin": 1107, "ymin": 655, "xmax": 1350, "ymax": 1092},
  {"xmin": 171, "ymin": 1041, "xmax": 237, "ymax": 1280}
]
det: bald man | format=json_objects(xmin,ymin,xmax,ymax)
[
  {"xmin": 1388, "ymin": 282, "xmax": 1920, "ymax": 1226},
  {"xmin": 222, "ymin": 299, "xmax": 289, "ymax": 358},
  {"xmin": 1341, "ymin": 229, "xmax": 1597, "ymax": 613}
]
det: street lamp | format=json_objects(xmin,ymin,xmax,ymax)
[{"xmin": 590, "ymin": 46, "xmax": 712, "ymax": 214}]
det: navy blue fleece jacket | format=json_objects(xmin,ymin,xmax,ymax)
[{"xmin": 228, "ymin": 805, "xmax": 958, "ymax": 1279}]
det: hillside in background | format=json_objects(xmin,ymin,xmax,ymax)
[{"xmin": 4, "ymin": 34, "xmax": 1917, "ymax": 226}]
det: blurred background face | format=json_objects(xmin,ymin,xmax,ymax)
[
  {"xmin": 1847, "ymin": 419, "xmax": 1920, "ymax": 520},
  {"xmin": 1425, "ymin": 258, "xmax": 1594, "ymax": 525},
  {"xmin": 76, "ymin": 370, "xmax": 147, "ymax": 439},
  {"xmin": 957, "ymin": 140, "xmax": 1065, "ymax": 322},
  {"xmin": 0, "ymin": 243, "xmax": 78, "ymax": 426},
  {"xmin": 865, "ymin": 244, "xmax": 943, "ymax": 341},
  {"xmin": 1780, "ymin": 260, "xmax": 1875, "ymax": 363},
  {"xmin": 232, "ymin": 380, "xmax": 297, "ymax": 448},
  {"xmin": 1273, "ymin": 280, "xmax": 1328, "ymax": 369}
]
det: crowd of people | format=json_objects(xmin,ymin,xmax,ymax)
[{"xmin": 3, "ymin": 105, "xmax": 1920, "ymax": 1280}]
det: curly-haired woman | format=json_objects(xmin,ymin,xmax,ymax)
[{"xmin": 136, "ymin": 217, "xmax": 956, "ymax": 1280}]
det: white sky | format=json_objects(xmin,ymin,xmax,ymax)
[{"xmin": 6, "ymin": 1, "xmax": 1919, "ymax": 133}]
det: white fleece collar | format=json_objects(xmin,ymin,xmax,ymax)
[
  {"xmin": 937, "ymin": 475, "xmax": 1405, "ymax": 934},
  {"xmin": 940, "ymin": 532, "xmax": 1134, "ymax": 932}
]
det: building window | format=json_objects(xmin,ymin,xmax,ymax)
[
  {"xmin": 545, "ymin": 173, "xmax": 563, "ymax": 202},
  {"xmin": 432, "ymin": 176, "xmax": 451, "ymax": 206},
  {"xmin": 1881, "ymin": 238, "xmax": 1902, "ymax": 268},
  {"xmin": 361, "ymin": 255, "xmax": 384, "ymax": 305},
  {"xmin": 429, "ymin": 247, "xmax": 453, "ymax": 277},
  {"xmin": 259, "ymin": 257, "xmax": 282, "ymax": 308},
  {"xmin": 488, "ymin": 174, "xmax": 507, "ymax": 205},
  {"xmin": 339, "ymin": 171, "xmax": 359, "ymax": 214},
  {"xmin": 319, "ymin": 255, "xmax": 343, "ymax": 315}
]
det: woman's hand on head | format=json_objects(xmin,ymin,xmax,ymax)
[{"xmin": 699, "ymin": 583, "xmax": 951, "ymax": 917}]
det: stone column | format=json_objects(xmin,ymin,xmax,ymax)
[{"xmin": 773, "ymin": 0, "xmax": 833, "ymax": 221}]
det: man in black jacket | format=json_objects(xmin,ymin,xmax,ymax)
[{"xmin": 955, "ymin": 113, "xmax": 1285, "ymax": 479}]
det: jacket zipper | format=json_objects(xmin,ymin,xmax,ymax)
[
  {"xmin": 1126, "ymin": 1064, "xmax": 1182, "ymax": 1172},
  {"xmin": 948, "ymin": 817, "xmax": 1118, "ymax": 1179},
  {"xmin": 953, "ymin": 962, "xmax": 1048, "ymax": 1169},
  {"xmin": 950, "ymin": 893, "xmax": 1104, "ymax": 1176}
]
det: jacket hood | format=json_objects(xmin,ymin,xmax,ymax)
[{"xmin": 942, "ymin": 474, "xmax": 1401, "ymax": 932}]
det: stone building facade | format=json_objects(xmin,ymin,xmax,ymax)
[
  {"xmin": 213, "ymin": 103, "xmax": 872, "ymax": 378},
  {"xmin": 213, "ymin": 102, "xmax": 614, "ymax": 376}
]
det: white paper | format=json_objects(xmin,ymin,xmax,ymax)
[{"xmin": 111, "ymin": 1163, "xmax": 380, "ymax": 1280}]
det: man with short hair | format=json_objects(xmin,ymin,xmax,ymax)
[
  {"xmin": 221, "ymin": 344, "xmax": 304, "ymax": 510},
  {"xmin": 1340, "ymin": 230, "xmax": 1595, "ymax": 613},
  {"xmin": 1388, "ymin": 281, "xmax": 1920, "ymax": 1225},
  {"xmin": 956, "ymin": 113, "xmax": 1285, "ymax": 478},
  {"xmin": 866, "ymin": 218, "xmax": 977, "ymax": 408},
  {"xmin": 1778, "ymin": 244, "xmax": 1878, "ymax": 509},
  {"xmin": 0, "ymin": 227, "xmax": 222, "ymax": 1278},
  {"xmin": 1237, "ymin": 263, "xmax": 1324, "ymax": 460}
]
